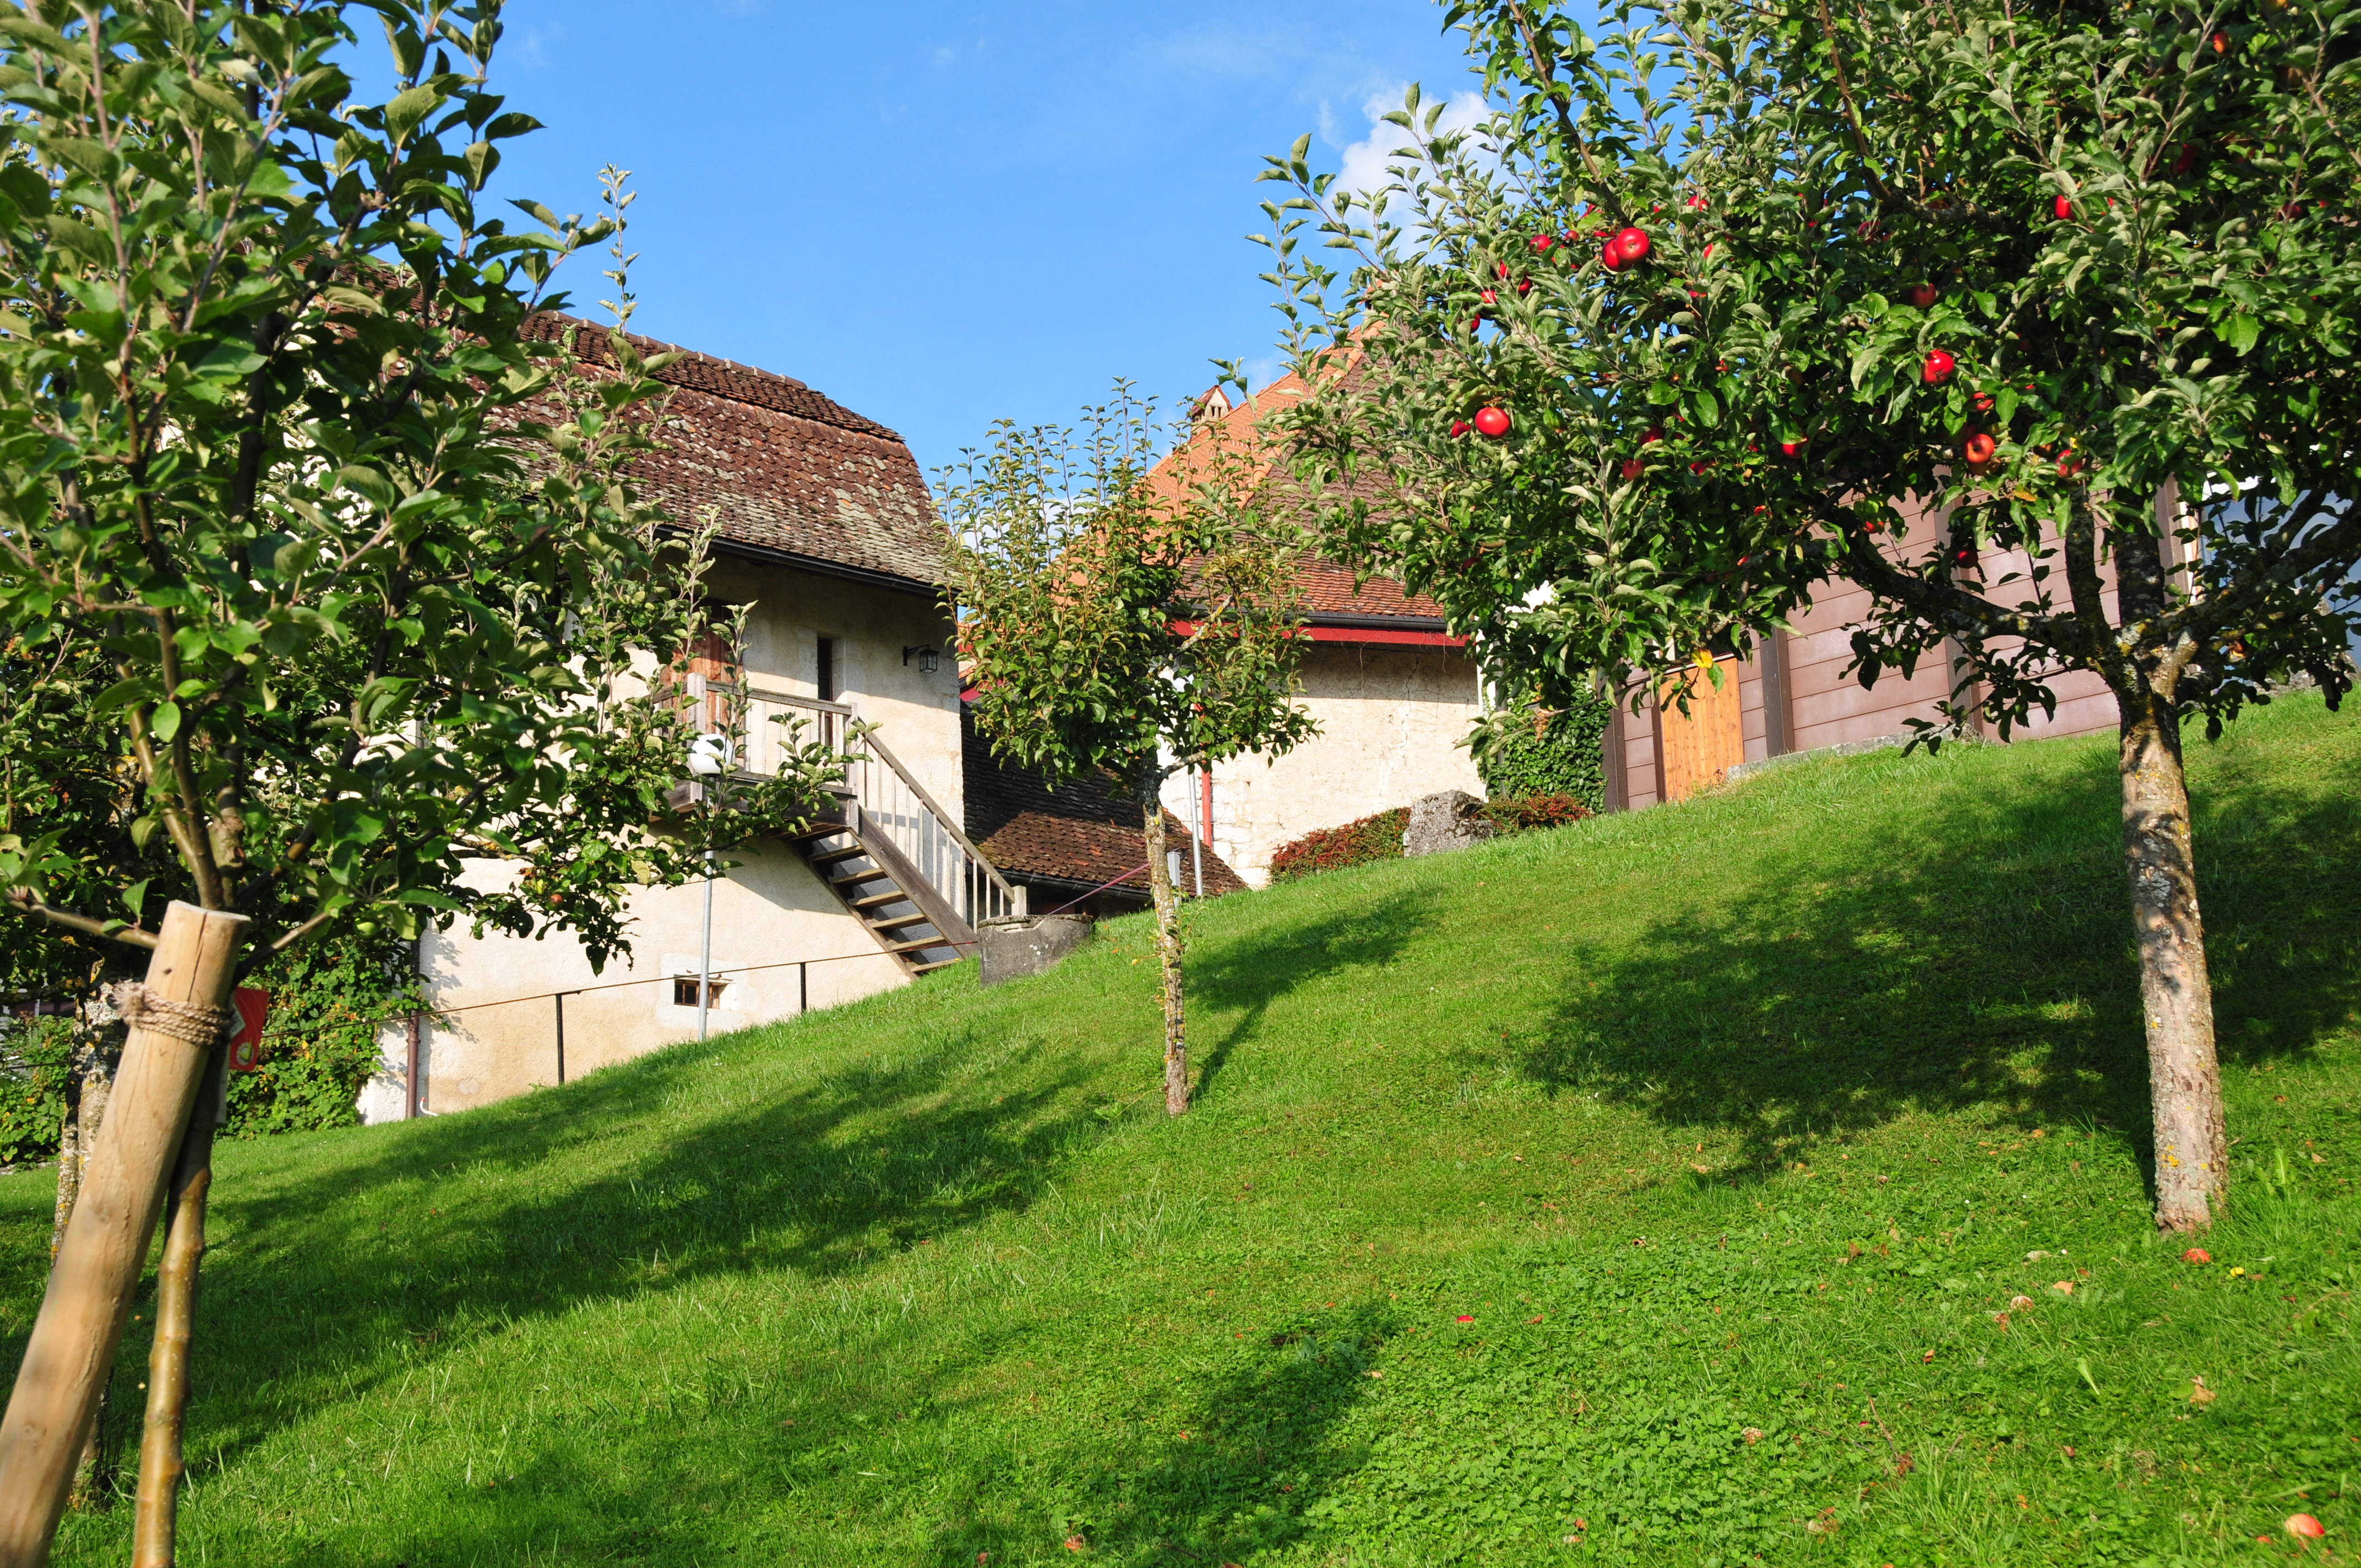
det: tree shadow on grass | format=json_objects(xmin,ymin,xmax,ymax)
[
  {"xmin": 1184, "ymin": 891, "xmax": 1428, "ymax": 1102},
  {"xmin": 1521, "ymin": 735, "xmax": 2361, "ymax": 1180},
  {"xmin": 6, "ymin": 1007, "xmax": 1120, "ymax": 1508},
  {"xmin": 928, "ymin": 1302, "xmax": 1401, "ymax": 1567}
]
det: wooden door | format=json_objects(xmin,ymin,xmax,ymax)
[{"xmin": 1657, "ymin": 657, "xmax": 1745, "ymax": 802}]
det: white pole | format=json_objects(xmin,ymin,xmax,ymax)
[
  {"xmin": 1190, "ymin": 766, "xmax": 1204, "ymax": 898},
  {"xmin": 699, "ymin": 846, "xmax": 715, "ymax": 1043}
]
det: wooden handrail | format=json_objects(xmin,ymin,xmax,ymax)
[
  {"xmin": 855, "ymin": 727, "xmax": 1019, "ymax": 903},
  {"xmin": 744, "ymin": 686, "xmax": 856, "ymax": 718}
]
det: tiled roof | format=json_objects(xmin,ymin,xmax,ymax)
[
  {"xmin": 1148, "ymin": 358, "xmax": 1446, "ymax": 625},
  {"xmin": 522, "ymin": 313, "xmax": 945, "ymax": 589},
  {"xmin": 962, "ymin": 709, "xmax": 1248, "ymax": 896}
]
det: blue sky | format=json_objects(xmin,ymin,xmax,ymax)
[{"xmin": 471, "ymin": 1, "xmax": 1486, "ymax": 482}]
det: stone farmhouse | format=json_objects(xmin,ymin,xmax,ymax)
[
  {"xmin": 368, "ymin": 320, "xmax": 1012, "ymax": 1120},
  {"xmin": 1142, "ymin": 378, "xmax": 1488, "ymax": 887}
]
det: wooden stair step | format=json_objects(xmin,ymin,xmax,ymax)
[
  {"xmin": 808, "ymin": 844, "xmax": 872, "ymax": 867},
  {"xmin": 879, "ymin": 937, "xmax": 961, "ymax": 955},
  {"xmin": 787, "ymin": 821, "xmax": 851, "ymax": 843},
  {"xmin": 847, "ymin": 891, "xmax": 912, "ymax": 912},
  {"xmin": 907, "ymin": 957, "xmax": 965, "ymax": 974},
  {"xmin": 864, "ymin": 911, "xmax": 933, "ymax": 932}
]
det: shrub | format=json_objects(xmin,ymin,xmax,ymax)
[
  {"xmin": 0, "ymin": 932, "xmax": 420, "ymax": 1162},
  {"xmin": 1481, "ymin": 794, "xmax": 1595, "ymax": 835},
  {"xmin": 1267, "ymin": 794, "xmax": 1594, "ymax": 883},
  {"xmin": 0, "ymin": 1016, "xmax": 75, "ymax": 1166},
  {"xmin": 1467, "ymin": 694, "xmax": 1613, "ymax": 809},
  {"xmin": 1268, "ymin": 808, "xmax": 1411, "ymax": 882}
]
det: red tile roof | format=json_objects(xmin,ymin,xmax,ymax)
[
  {"xmin": 1147, "ymin": 360, "xmax": 1446, "ymax": 627},
  {"xmin": 524, "ymin": 314, "xmax": 944, "ymax": 589},
  {"xmin": 962, "ymin": 709, "xmax": 1247, "ymax": 896}
]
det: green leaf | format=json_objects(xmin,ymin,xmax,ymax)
[
  {"xmin": 2221, "ymin": 313, "xmax": 2260, "ymax": 355},
  {"xmin": 151, "ymin": 701, "xmax": 182, "ymax": 742},
  {"xmin": 384, "ymin": 84, "xmax": 442, "ymax": 144}
]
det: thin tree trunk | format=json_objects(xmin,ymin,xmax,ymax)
[
  {"xmin": 2120, "ymin": 689, "xmax": 2226, "ymax": 1231},
  {"xmin": 132, "ymin": 1109, "xmax": 215, "ymax": 1568},
  {"xmin": 1142, "ymin": 794, "xmax": 1189, "ymax": 1115}
]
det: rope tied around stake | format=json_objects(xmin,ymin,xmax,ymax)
[{"xmin": 109, "ymin": 983, "xmax": 231, "ymax": 1047}]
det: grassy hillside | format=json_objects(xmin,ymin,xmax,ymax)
[{"xmin": 5, "ymin": 696, "xmax": 2357, "ymax": 1567}]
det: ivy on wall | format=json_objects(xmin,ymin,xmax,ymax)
[{"xmin": 1467, "ymin": 694, "xmax": 1614, "ymax": 809}]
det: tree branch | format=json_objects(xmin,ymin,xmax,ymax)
[{"xmin": 3, "ymin": 889, "xmax": 159, "ymax": 950}]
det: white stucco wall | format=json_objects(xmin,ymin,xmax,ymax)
[
  {"xmin": 1166, "ymin": 640, "xmax": 1483, "ymax": 887},
  {"xmin": 407, "ymin": 559, "xmax": 962, "ymax": 1115}
]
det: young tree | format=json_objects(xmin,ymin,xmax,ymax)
[
  {"xmin": 944, "ymin": 387, "xmax": 1317, "ymax": 1115},
  {"xmin": 1256, "ymin": 0, "xmax": 2361, "ymax": 1229},
  {"xmin": 0, "ymin": 3, "xmax": 837, "ymax": 1556}
]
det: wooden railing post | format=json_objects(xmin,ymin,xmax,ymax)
[{"xmin": 0, "ymin": 902, "xmax": 245, "ymax": 1568}]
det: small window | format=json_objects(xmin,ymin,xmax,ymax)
[
  {"xmin": 672, "ymin": 976, "xmax": 727, "ymax": 1008},
  {"xmin": 816, "ymin": 636, "xmax": 837, "ymax": 702}
]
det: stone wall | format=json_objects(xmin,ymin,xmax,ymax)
[{"xmin": 1166, "ymin": 640, "xmax": 1483, "ymax": 887}]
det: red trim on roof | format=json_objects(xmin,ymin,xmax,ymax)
[
  {"xmin": 1303, "ymin": 626, "xmax": 1467, "ymax": 647},
  {"xmin": 1170, "ymin": 619, "xmax": 1464, "ymax": 648}
]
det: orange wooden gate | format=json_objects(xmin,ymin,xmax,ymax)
[{"xmin": 1657, "ymin": 657, "xmax": 1744, "ymax": 803}]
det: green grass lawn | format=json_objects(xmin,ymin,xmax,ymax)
[{"xmin": 6, "ymin": 696, "xmax": 2358, "ymax": 1567}]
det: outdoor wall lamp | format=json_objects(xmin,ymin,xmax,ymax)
[{"xmin": 903, "ymin": 645, "xmax": 940, "ymax": 674}]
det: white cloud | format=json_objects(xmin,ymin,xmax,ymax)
[{"xmin": 1330, "ymin": 85, "xmax": 1490, "ymax": 208}]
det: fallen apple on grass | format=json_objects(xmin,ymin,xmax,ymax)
[{"xmin": 2287, "ymin": 1514, "xmax": 2327, "ymax": 1540}]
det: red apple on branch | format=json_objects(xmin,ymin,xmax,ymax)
[
  {"xmin": 1923, "ymin": 349, "xmax": 1957, "ymax": 384},
  {"xmin": 1614, "ymin": 226, "xmax": 1651, "ymax": 264},
  {"xmin": 1963, "ymin": 432, "xmax": 1997, "ymax": 465},
  {"xmin": 1450, "ymin": 420, "xmax": 1471, "ymax": 438},
  {"xmin": 2053, "ymin": 194, "xmax": 2074, "ymax": 219},
  {"xmin": 1780, "ymin": 438, "xmax": 1805, "ymax": 456},
  {"xmin": 1475, "ymin": 406, "xmax": 1512, "ymax": 437},
  {"xmin": 1908, "ymin": 284, "xmax": 1939, "ymax": 309}
]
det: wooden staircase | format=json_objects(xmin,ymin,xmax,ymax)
[
  {"xmin": 788, "ymin": 805, "xmax": 970, "ymax": 976},
  {"xmin": 744, "ymin": 691, "xmax": 1024, "ymax": 978}
]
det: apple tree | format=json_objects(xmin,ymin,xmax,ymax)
[
  {"xmin": 943, "ymin": 386, "xmax": 1317, "ymax": 1115},
  {"xmin": 0, "ymin": 2, "xmax": 840, "ymax": 1555},
  {"xmin": 1254, "ymin": 0, "xmax": 2361, "ymax": 1229}
]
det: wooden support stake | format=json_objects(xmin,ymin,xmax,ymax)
[{"xmin": 0, "ymin": 902, "xmax": 244, "ymax": 1568}]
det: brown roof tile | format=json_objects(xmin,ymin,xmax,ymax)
[
  {"xmin": 1150, "ymin": 361, "xmax": 1445, "ymax": 625},
  {"xmin": 524, "ymin": 314, "xmax": 944, "ymax": 589}
]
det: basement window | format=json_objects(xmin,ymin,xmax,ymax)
[{"xmin": 672, "ymin": 976, "xmax": 728, "ymax": 1008}]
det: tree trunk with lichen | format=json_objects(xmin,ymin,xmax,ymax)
[
  {"xmin": 2119, "ymin": 688, "xmax": 2226, "ymax": 1231},
  {"xmin": 1141, "ymin": 791, "xmax": 1189, "ymax": 1114},
  {"xmin": 51, "ymin": 1019, "xmax": 119, "ymax": 1510}
]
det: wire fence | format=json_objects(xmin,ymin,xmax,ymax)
[{"xmin": 430, "ymin": 940, "xmax": 978, "ymax": 1086}]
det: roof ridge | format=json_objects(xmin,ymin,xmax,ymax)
[{"xmin": 521, "ymin": 311, "xmax": 903, "ymax": 442}]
